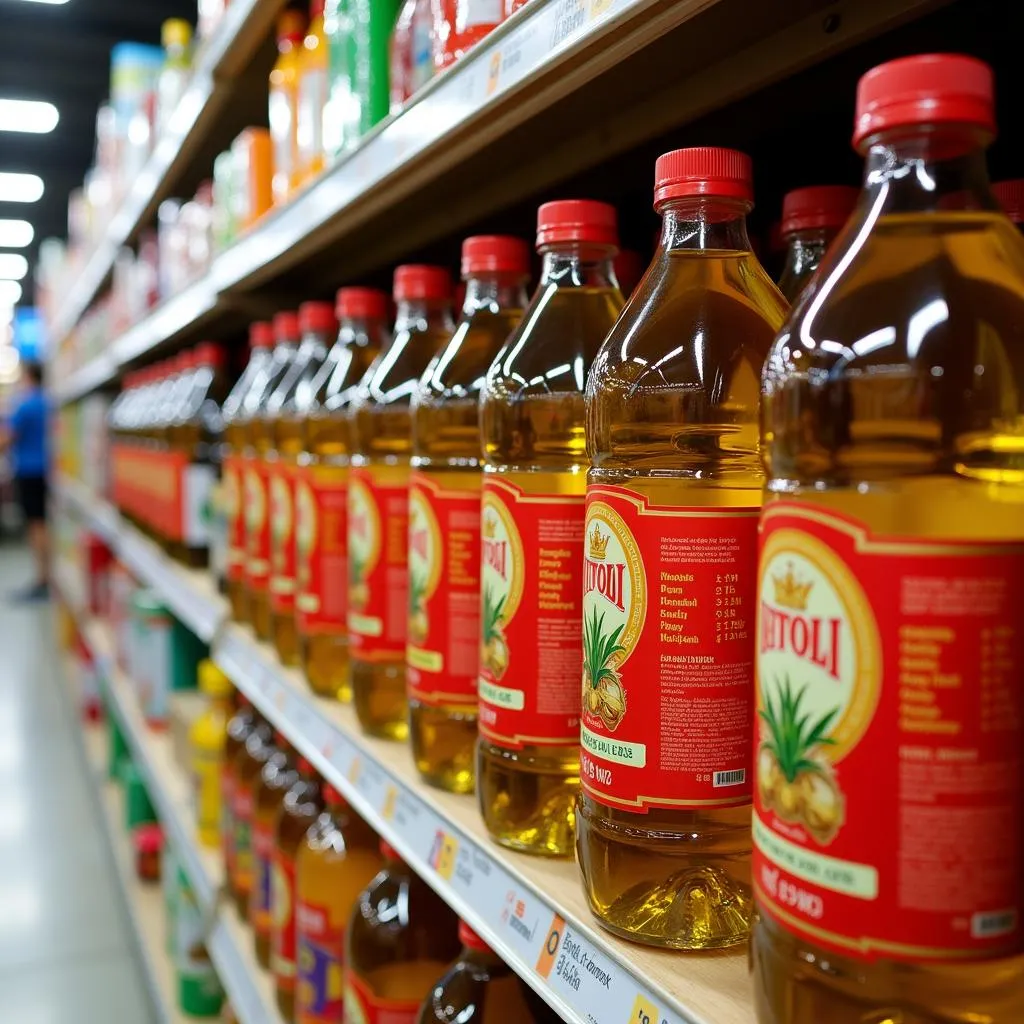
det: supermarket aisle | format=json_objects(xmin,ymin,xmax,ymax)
[{"xmin": 0, "ymin": 545, "xmax": 155, "ymax": 1023}]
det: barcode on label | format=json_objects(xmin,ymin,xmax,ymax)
[
  {"xmin": 971, "ymin": 909, "xmax": 1017, "ymax": 938},
  {"xmin": 713, "ymin": 769, "xmax": 746, "ymax": 788}
]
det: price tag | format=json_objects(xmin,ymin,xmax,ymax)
[
  {"xmin": 381, "ymin": 785, "xmax": 398, "ymax": 821},
  {"xmin": 428, "ymin": 830, "xmax": 459, "ymax": 880},
  {"xmin": 348, "ymin": 757, "xmax": 362, "ymax": 786},
  {"xmin": 535, "ymin": 912, "xmax": 564, "ymax": 978},
  {"xmin": 631, "ymin": 995, "xmax": 663, "ymax": 1024},
  {"xmin": 487, "ymin": 50, "xmax": 501, "ymax": 95},
  {"xmin": 589, "ymin": 0, "xmax": 613, "ymax": 18}
]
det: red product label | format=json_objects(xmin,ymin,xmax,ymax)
[
  {"xmin": 343, "ymin": 968, "xmax": 421, "ymax": 1024},
  {"xmin": 271, "ymin": 849, "xmax": 297, "ymax": 989},
  {"xmin": 245, "ymin": 459, "xmax": 272, "ymax": 589},
  {"xmin": 296, "ymin": 899, "xmax": 345, "ymax": 1022},
  {"xmin": 111, "ymin": 444, "xmax": 191, "ymax": 541},
  {"xmin": 581, "ymin": 485, "xmax": 758, "ymax": 811},
  {"xmin": 407, "ymin": 471, "xmax": 482, "ymax": 709},
  {"xmin": 477, "ymin": 475, "xmax": 584, "ymax": 748},
  {"xmin": 754, "ymin": 501, "xmax": 1024, "ymax": 962},
  {"xmin": 295, "ymin": 463, "xmax": 349, "ymax": 634},
  {"xmin": 224, "ymin": 452, "xmax": 247, "ymax": 581},
  {"xmin": 251, "ymin": 818, "xmax": 275, "ymax": 935},
  {"xmin": 270, "ymin": 462, "xmax": 297, "ymax": 614},
  {"xmin": 348, "ymin": 464, "xmax": 409, "ymax": 661}
]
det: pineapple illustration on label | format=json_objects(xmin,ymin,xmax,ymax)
[
  {"xmin": 407, "ymin": 486, "xmax": 440, "ymax": 647},
  {"xmin": 347, "ymin": 475, "xmax": 379, "ymax": 621},
  {"xmin": 478, "ymin": 490, "xmax": 523, "ymax": 689}
]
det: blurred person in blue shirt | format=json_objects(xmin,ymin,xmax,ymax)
[{"xmin": 1, "ymin": 362, "xmax": 49, "ymax": 600}]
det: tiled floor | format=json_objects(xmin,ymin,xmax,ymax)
[{"xmin": 0, "ymin": 544, "xmax": 155, "ymax": 1023}]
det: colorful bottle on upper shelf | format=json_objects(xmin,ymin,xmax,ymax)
[
  {"xmin": 294, "ymin": 0, "xmax": 328, "ymax": 189},
  {"xmin": 270, "ymin": 10, "xmax": 309, "ymax": 206},
  {"xmin": 408, "ymin": 235, "xmax": 529, "ymax": 793},
  {"xmin": 269, "ymin": 301, "xmax": 338, "ymax": 667},
  {"xmin": 436, "ymin": 0, "xmax": 504, "ymax": 70},
  {"xmin": 775, "ymin": 185, "xmax": 858, "ymax": 302},
  {"xmin": 294, "ymin": 786, "xmax": 381, "ymax": 1024},
  {"xmin": 752, "ymin": 54, "xmax": 1024, "ymax": 1024},
  {"xmin": 344, "ymin": 841, "xmax": 461, "ymax": 1019},
  {"xmin": 246, "ymin": 312, "xmax": 301, "ymax": 639},
  {"xmin": 576, "ymin": 148, "xmax": 787, "ymax": 949},
  {"xmin": 296, "ymin": 288, "xmax": 390, "ymax": 703},
  {"xmin": 348, "ymin": 266, "xmax": 455, "ymax": 740}
]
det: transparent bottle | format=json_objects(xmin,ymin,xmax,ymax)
[
  {"xmin": 775, "ymin": 185, "xmax": 858, "ymax": 302},
  {"xmin": 577, "ymin": 148, "xmax": 787, "ymax": 949},
  {"xmin": 246, "ymin": 312, "xmax": 300, "ymax": 639},
  {"xmin": 270, "ymin": 10, "xmax": 308, "ymax": 206},
  {"xmin": 477, "ymin": 200, "xmax": 624, "ymax": 856},
  {"xmin": 222, "ymin": 693, "xmax": 257, "ymax": 908},
  {"xmin": 272, "ymin": 758, "xmax": 324, "ymax": 1022},
  {"xmin": 296, "ymin": 288, "xmax": 390, "ymax": 703},
  {"xmin": 269, "ymin": 301, "xmax": 338, "ymax": 667},
  {"xmin": 409, "ymin": 236, "xmax": 529, "ymax": 793},
  {"xmin": 223, "ymin": 322, "xmax": 276, "ymax": 624},
  {"xmin": 416, "ymin": 920, "xmax": 538, "ymax": 1024},
  {"xmin": 345, "ymin": 841, "xmax": 461, "ymax": 1018},
  {"xmin": 349, "ymin": 266, "xmax": 455, "ymax": 740},
  {"xmin": 295, "ymin": 785, "xmax": 382, "ymax": 1024},
  {"xmin": 294, "ymin": 0, "xmax": 328, "ymax": 188},
  {"xmin": 752, "ymin": 54, "xmax": 1024, "ymax": 1024},
  {"xmin": 229, "ymin": 716, "xmax": 273, "ymax": 918}
]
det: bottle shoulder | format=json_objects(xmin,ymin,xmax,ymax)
[{"xmin": 354, "ymin": 325, "xmax": 453, "ymax": 412}]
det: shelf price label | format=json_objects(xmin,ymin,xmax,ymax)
[
  {"xmin": 347, "ymin": 756, "xmax": 362, "ymax": 785},
  {"xmin": 428, "ymin": 829, "xmax": 459, "ymax": 880},
  {"xmin": 535, "ymin": 912, "xmax": 565, "ymax": 979},
  {"xmin": 381, "ymin": 784, "xmax": 398, "ymax": 821},
  {"xmin": 630, "ymin": 995, "xmax": 667, "ymax": 1024}
]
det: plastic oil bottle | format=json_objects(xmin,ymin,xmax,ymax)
[
  {"xmin": 752, "ymin": 53, "xmax": 1024, "ymax": 1024},
  {"xmin": 295, "ymin": 786, "xmax": 381, "ymax": 1024},
  {"xmin": 349, "ymin": 266, "xmax": 455, "ymax": 740},
  {"xmin": 577, "ymin": 148, "xmax": 787, "ymax": 949},
  {"xmin": 222, "ymin": 692, "xmax": 258, "ymax": 907},
  {"xmin": 296, "ymin": 288, "xmax": 390, "ymax": 703},
  {"xmin": 477, "ymin": 200, "xmax": 624, "ymax": 856},
  {"xmin": 246, "ymin": 312, "xmax": 301, "ymax": 639},
  {"xmin": 294, "ymin": 0, "xmax": 328, "ymax": 188},
  {"xmin": 189, "ymin": 659, "xmax": 234, "ymax": 849},
  {"xmin": 223, "ymin": 322, "xmax": 276, "ymax": 623},
  {"xmin": 229, "ymin": 715, "xmax": 273, "ymax": 917},
  {"xmin": 408, "ymin": 236, "xmax": 529, "ymax": 793},
  {"xmin": 775, "ymin": 184, "xmax": 858, "ymax": 302},
  {"xmin": 269, "ymin": 301, "xmax": 337, "ymax": 667},
  {"xmin": 345, "ymin": 840, "xmax": 461, "ymax": 1018},
  {"xmin": 272, "ymin": 757, "xmax": 324, "ymax": 1022},
  {"xmin": 270, "ymin": 10, "xmax": 308, "ymax": 206}
]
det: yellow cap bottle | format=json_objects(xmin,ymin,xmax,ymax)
[{"xmin": 189, "ymin": 659, "xmax": 234, "ymax": 848}]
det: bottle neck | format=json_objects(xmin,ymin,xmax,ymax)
[
  {"xmin": 538, "ymin": 244, "xmax": 617, "ymax": 288},
  {"xmin": 860, "ymin": 127, "xmax": 997, "ymax": 215},
  {"xmin": 782, "ymin": 229, "xmax": 831, "ymax": 277},
  {"xmin": 462, "ymin": 272, "xmax": 528, "ymax": 313},
  {"xmin": 658, "ymin": 197, "xmax": 753, "ymax": 252},
  {"xmin": 395, "ymin": 297, "xmax": 453, "ymax": 333}
]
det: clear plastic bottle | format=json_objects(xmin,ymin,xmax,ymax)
[
  {"xmin": 270, "ymin": 10, "xmax": 309, "ymax": 206},
  {"xmin": 246, "ymin": 312, "xmax": 300, "ymax": 639},
  {"xmin": 156, "ymin": 19, "xmax": 193, "ymax": 137},
  {"xmin": 349, "ymin": 266, "xmax": 455, "ymax": 740},
  {"xmin": 295, "ymin": 786, "xmax": 381, "ymax": 1024},
  {"xmin": 297, "ymin": 287, "xmax": 390, "ymax": 703},
  {"xmin": 752, "ymin": 54, "xmax": 1024, "ymax": 1024},
  {"xmin": 295, "ymin": 0, "xmax": 328, "ymax": 188},
  {"xmin": 577, "ymin": 148, "xmax": 787, "ymax": 949},
  {"xmin": 269, "ymin": 301, "xmax": 338, "ymax": 667},
  {"xmin": 345, "ymin": 841, "xmax": 461, "ymax": 1019},
  {"xmin": 229, "ymin": 716, "xmax": 274, "ymax": 917},
  {"xmin": 477, "ymin": 201, "xmax": 624, "ymax": 856},
  {"xmin": 223, "ymin": 322, "xmax": 276, "ymax": 624},
  {"xmin": 775, "ymin": 185, "xmax": 858, "ymax": 302},
  {"xmin": 408, "ymin": 236, "xmax": 529, "ymax": 793}
]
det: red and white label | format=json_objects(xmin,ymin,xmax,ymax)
[
  {"xmin": 754, "ymin": 501, "xmax": 1024, "ymax": 962},
  {"xmin": 224, "ymin": 452, "xmax": 247, "ymax": 580},
  {"xmin": 348, "ymin": 465, "xmax": 409, "ymax": 661},
  {"xmin": 269, "ymin": 463, "xmax": 297, "ymax": 615},
  {"xmin": 581, "ymin": 485, "xmax": 758, "ymax": 810},
  {"xmin": 245, "ymin": 460, "xmax": 272, "ymax": 589},
  {"xmin": 343, "ymin": 968, "xmax": 421, "ymax": 1024},
  {"xmin": 296, "ymin": 899, "xmax": 345, "ymax": 1022},
  {"xmin": 477, "ymin": 475, "xmax": 584, "ymax": 748},
  {"xmin": 271, "ymin": 849, "xmax": 297, "ymax": 988},
  {"xmin": 295, "ymin": 463, "xmax": 349, "ymax": 635},
  {"xmin": 407, "ymin": 472, "xmax": 481, "ymax": 709}
]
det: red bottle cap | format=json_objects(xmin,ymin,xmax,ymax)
[
  {"xmin": 852, "ymin": 53, "xmax": 995, "ymax": 152},
  {"xmin": 133, "ymin": 823, "xmax": 164, "ymax": 854},
  {"xmin": 379, "ymin": 838, "xmax": 401, "ymax": 860},
  {"xmin": 461, "ymin": 235, "xmax": 530, "ymax": 276},
  {"xmin": 174, "ymin": 350, "xmax": 194, "ymax": 372},
  {"xmin": 459, "ymin": 920, "xmax": 492, "ymax": 952},
  {"xmin": 249, "ymin": 321, "xmax": 275, "ymax": 350},
  {"xmin": 393, "ymin": 264, "xmax": 452, "ymax": 302},
  {"xmin": 296, "ymin": 756, "xmax": 314, "ymax": 775},
  {"xmin": 780, "ymin": 185, "xmax": 859, "ymax": 236},
  {"xmin": 536, "ymin": 200, "xmax": 618, "ymax": 247},
  {"xmin": 194, "ymin": 342, "xmax": 225, "ymax": 369},
  {"xmin": 654, "ymin": 147, "xmax": 753, "ymax": 205},
  {"xmin": 322, "ymin": 783, "xmax": 346, "ymax": 806},
  {"xmin": 336, "ymin": 286, "xmax": 389, "ymax": 321},
  {"xmin": 299, "ymin": 301, "xmax": 337, "ymax": 336},
  {"xmin": 613, "ymin": 249, "xmax": 644, "ymax": 296},
  {"xmin": 277, "ymin": 9, "xmax": 306, "ymax": 43},
  {"xmin": 273, "ymin": 311, "xmax": 300, "ymax": 341},
  {"xmin": 992, "ymin": 179, "xmax": 1024, "ymax": 224}
]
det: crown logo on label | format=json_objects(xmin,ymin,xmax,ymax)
[
  {"xmin": 483, "ymin": 516, "xmax": 498, "ymax": 539},
  {"xmin": 588, "ymin": 523, "xmax": 610, "ymax": 561},
  {"xmin": 772, "ymin": 563, "xmax": 813, "ymax": 610}
]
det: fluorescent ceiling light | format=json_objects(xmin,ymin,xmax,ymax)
[
  {"xmin": 15, "ymin": 1, "xmax": 71, "ymax": 4},
  {"xmin": 0, "ymin": 281, "xmax": 22, "ymax": 306},
  {"xmin": 0, "ymin": 220, "xmax": 34, "ymax": 247},
  {"xmin": 0, "ymin": 173, "xmax": 43, "ymax": 203},
  {"xmin": 0, "ymin": 99, "xmax": 59, "ymax": 134},
  {"xmin": 0, "ymin": 255, "xmax": 28, "ymax": 280}
]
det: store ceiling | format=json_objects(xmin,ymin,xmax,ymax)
[{"xmin": 0, "ymin": 0, "xmax": 194, "ymax": 307}]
